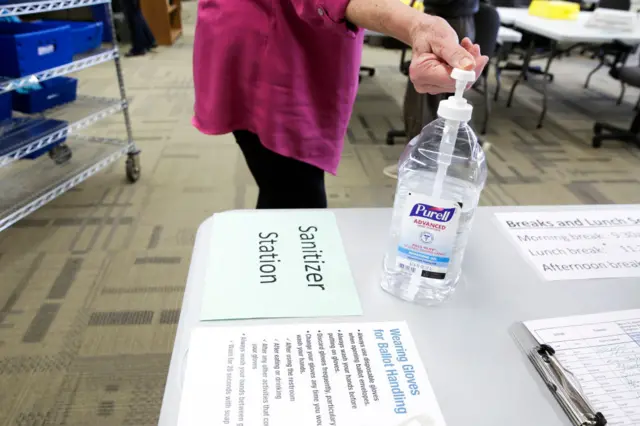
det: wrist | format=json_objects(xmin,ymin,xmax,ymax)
[
  {"xmin": 410, "ymin": 13, "xmax": 433, "ymax": 37},
  {"xmin": 409, "ymin": 14, "xmax": 436, "ymax": 46}
]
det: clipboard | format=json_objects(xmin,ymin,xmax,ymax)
[{"xmin": 511, "ymin": 322, "xmax": 608, "ymax": 426}]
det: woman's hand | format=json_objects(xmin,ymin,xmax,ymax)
[
  {"xmin": 409, "ymin": 16, "xmax": 488, "ymax": 94},
  {"xmin": 344, "ymin": 0, "xmax": 488, "ymax": 92}
]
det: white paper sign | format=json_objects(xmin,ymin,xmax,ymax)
[
  {"xmin": 201, "ymin": 210, "xmax": 361, "ymax": 320},
  {"xmin": 496, "ymin": 209, "xmax": 640, "ymax": 281},
  {"xmin": 178, "ymin": 322, "xmax": 446, "ymax": 426}
]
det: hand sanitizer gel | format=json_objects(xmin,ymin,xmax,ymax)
[{"xmin": 381, "ymin": 68, "xmax": 487, "ymax": 305}]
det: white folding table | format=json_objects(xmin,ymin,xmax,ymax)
[
  {"xmin": 159, "ymin": 206, "xmax": 640, "ymax": 426},
  {"xmin": 498, "ymin": 26, "xmax": 523, "ymax": 44},
  {"xmin": 364, "ymin": 27, "xmax": 523, "ymax": 45},
  {"xmin": 497, "ymin": 8, "xmax": 640, "ymax": 127},
  {"xmin": 497, "ymin": 6, "xmax": 530, "ymax": 25}
]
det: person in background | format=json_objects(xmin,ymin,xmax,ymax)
[
  {"xmin": 121, "ymin": 0, "xmax": 156, "ymax": 57},
  {"xmin": 193, "ymin": 0, "xmax": 488, "ymax": 209},
  {"xmin": 404, "ymin": 0, "xmax": 480, "ymax": 139}
]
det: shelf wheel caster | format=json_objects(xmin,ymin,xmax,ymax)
[
  {"xmin": 126, "ymin": 152, "xmax": 141, "ymax": 183},
  {"xmin": 368, "ymin": 69, "xmax": 375, "ymax": 77},
  {"xmin": 49, "ymin": 144, "xmax": 72, "ymax": 165}
]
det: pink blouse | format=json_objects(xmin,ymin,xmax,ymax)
[{"xmin": 192, "ymin": 0, "xmax": 364, "ymax": 174}]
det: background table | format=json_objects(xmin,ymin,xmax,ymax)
[
  {"xmin": 497, "ymin": 7, "xmax": 640, "ymax": 43},
  {"xmin": 498, "ymin": 26, "xmax": 523, "ymax": 43},
  {"xmin": 159, "ymin": 206, "xmax": 640, "ymax": 426},
  {"xmin": 364, "ymin": 27, "xmax": 523, "ymax": 44},
  {"xmin": 497, "ymin": 6, "xmax": 530, "ymax": 25},
  {"xmin": 511, "ymin": 12, "xmax": 640, "ymax": 44},
  {"xmin": 497, "ymin": 7, "xmax": 640, "ymax": 127}
]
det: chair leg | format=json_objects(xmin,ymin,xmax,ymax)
[
  {"xmin": 360, "ymin": 66, "xmax": 375, "ymax": 77},
  {"xmin": 482, "ymin": 75, "xmax": 490, "ymax": 135},
  {"xmin": 584, "ymin": 58, "xmax": 604, "ymax": 89},
  {"xmin": 494, "ymin": 63, "xmax": 502, "ymax": 102},
  {"xmin": 617, "ymin": 82, "xmax": 626, "ymax": 105},
  {"xmin": 592, "ymin": 111, "xmax": 640, "ymax": 148},
  {"xmin": 536, "ymin": 42, "xmax": 558, "ymax": 129},
  {"xmin": 494, "ymin": 45, "xmax": 504, "ymax": 102},
  {"xmin": 386, "ymin": 129, "xmax": 406, "ymax": 146},
  {"xmin": 630, "ymin": 109, "xmax": 640, "ymax": 133},
  {"xmin": 507, "ymin": 40, "xmax": 535, "ymax": 108}
]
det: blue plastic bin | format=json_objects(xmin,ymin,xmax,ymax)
[
  {"xmin": 91, "ymin": 5, "xmax": 113, "ymax": 43},
  {"xmin": 0, "ymin": 22, "xmax": 73, "ymax": 77},
  {"xmin": 0, "ymin": 118, "xmax": 67, "ymax": 159},
  {"xmin": 0, "ymin": 92, "xmax": 11, "ymax": 121},
  {"xmin": 12, "ymin": 77, "xmax": 77, "ymax": 114},
  {"xmin": 36, "ymin": 21, "xmax": 104, "ymax": 55}
]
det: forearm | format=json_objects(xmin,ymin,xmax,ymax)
[{"xmin": 344, "ymin": 0, "xmax": 432, "ymax": 45}]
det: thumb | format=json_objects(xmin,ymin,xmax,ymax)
[{"xmin": 437, "ymin": 41, "xmax": 476, "ymax": 71}]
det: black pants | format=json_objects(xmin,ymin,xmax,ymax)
[
  {"xmin": 233, "ymin": 131, "xmax": 328, "ymax": 209},
  {"xmin": 121, "ymin": 0, "xmax": 156, "ymax": 53},
  {"xmin": 403, "ymin": 16, "xmax": 476, "ymax": 140}
]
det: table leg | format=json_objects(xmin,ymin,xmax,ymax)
[
  {"xmin": 507, "ymin": 39, "xmax": 535, "ymax": 108},
  {"xmin": 617, "ymin": 82, "xmax": 626, "ymax": 106},
  {"xmin": 483, "ymin": 74, "xmax": 490, "ymax": 135},
  {"xmin": 537, "ymin": 42, "xmax": 558, "ymax": 129},
  {"xmin": 630, "ymin": 109, "xmax": 640, "ymax": 134}
]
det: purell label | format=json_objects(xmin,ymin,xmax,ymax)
[
  {"xmin": 409, "ymin": 204, "xmax": 456, "ymax": 222},
  {"xmin": 396, "ymin": 192, "xmax": 461, "ymax": 280}
]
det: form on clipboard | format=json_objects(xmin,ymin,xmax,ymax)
[{"xmin": 513, "ymin": 309, "xmax": 640, "ymax": 426}]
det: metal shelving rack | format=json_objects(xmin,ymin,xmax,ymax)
[{"xmin": 0, "ymin": 0, "xmax": 140, "ymax": 232}]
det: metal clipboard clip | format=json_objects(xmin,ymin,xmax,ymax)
[{"xmin": 530, "ymin": 344, "xmax": 607, "ymax": 426}]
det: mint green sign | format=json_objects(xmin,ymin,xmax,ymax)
[{"xmin": 200, "ymin": 210, "xmax": 362, "ymax": 320}]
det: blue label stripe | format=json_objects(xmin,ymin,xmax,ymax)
[{"xmin": 397, "ymin": 246, "xmax": 450, "ymax": 264}]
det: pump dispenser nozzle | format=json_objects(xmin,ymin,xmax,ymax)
[
  {"xmin": 452, "ymin": 68, "xmax": 475, "ymax": 99},
  {"xmin": 431, "ymin": 68, "xmax": 477, "ymax": 200},
  {"xmin": 437, "ymin": 68, "xmax": 476, "ymax": 122}
]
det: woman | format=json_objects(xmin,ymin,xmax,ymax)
[{"xmin": 193, "ymin": 0, "xmax": 487, "ymax": 209}]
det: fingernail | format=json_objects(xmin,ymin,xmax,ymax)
[{"xmin": 460, "ymin": 58, "xmax": 474, "ymax": 70}]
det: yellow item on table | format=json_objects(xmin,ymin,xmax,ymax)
[
  {"xmin": 400, "ymin": 0, "xmax": 425, "ymax": 12},
  {"xmin": 528, "ymin": 0, "xmax": 580, "ymax": 20}
]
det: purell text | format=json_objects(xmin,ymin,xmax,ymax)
[{"xmin": 409, "ymin": 204, "xmax": 456, "ymax": 223}]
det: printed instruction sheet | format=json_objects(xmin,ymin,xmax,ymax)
[
  {"xmin": 495, "ymin": 209, "xmax": 640, "ymax": 280},
  {"xmin": 525, "ymin": 309, "xmax": 640, "ymax": 426},
  {"xmin": 177, "ymin": 322, "xmax": 446, "ymax": 426}
]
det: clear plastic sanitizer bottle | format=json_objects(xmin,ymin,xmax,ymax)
[{"xmin": 381, "ymin": 68, "xmax": 488, "ymax": 305}]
